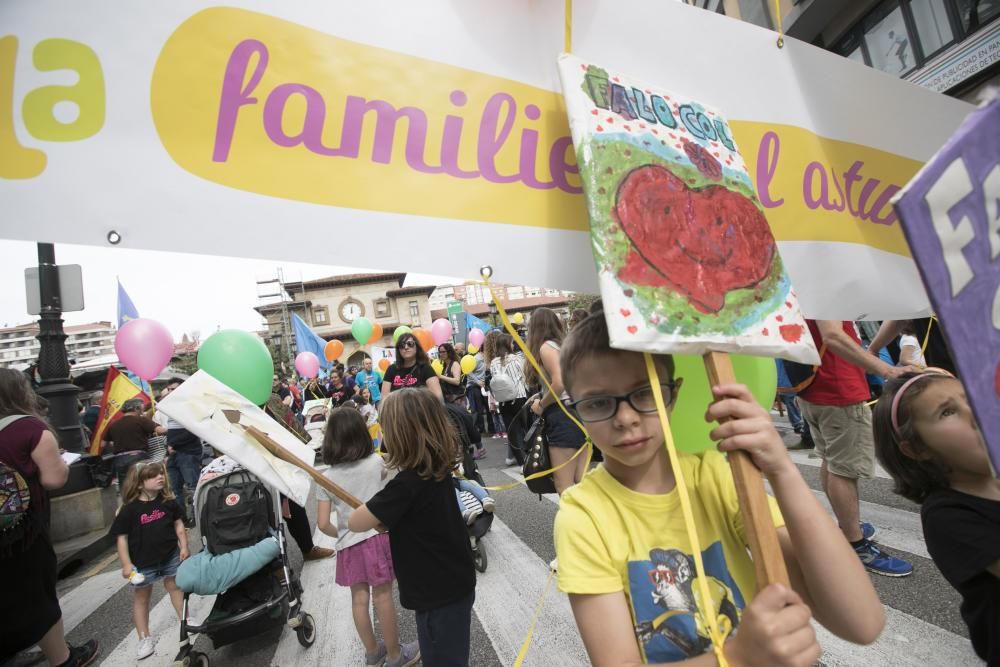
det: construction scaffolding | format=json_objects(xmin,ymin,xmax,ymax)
[{"xmin": 256, "ymin": 268, "xmax": 303, "ymax": 374}]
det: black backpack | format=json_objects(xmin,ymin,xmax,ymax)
[
  {"xmin": 200, "ymin": 471, "xmax": 273, "ymax": 555},
  {"xmin": 778, "ymin": 345, "xmax": 827, "ymax": 395}
]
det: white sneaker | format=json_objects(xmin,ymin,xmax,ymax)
[
  {"xmin": 504, "ymin": 457, "xmax": 517, "ymax": 466},
  {"xmin": 550, "ymin": 557, "xmax": 558, "ymax": 572},
  {"xmin": 481, "ymin": 497, "xmax": 496, "ymax": 513},
  {"xmin": 462, "ymin": 508, "xmax": 478, "ymax": 525},
  {"xmin": 136, "ymin": 635, "xmax": 157, "ymax": 660}
]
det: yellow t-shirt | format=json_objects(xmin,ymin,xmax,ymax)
[{"xmin": 554, "ymin": 450, "xmax": 785, "ymax": 663}]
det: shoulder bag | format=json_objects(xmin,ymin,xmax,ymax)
[{"xmin": 521, "ymin": 409, "xmax": 556, "ymax": 495}]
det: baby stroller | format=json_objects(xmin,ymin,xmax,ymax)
[
  {"xmin": 172, "ymin": 466, "xmax": 315, "ymax": 666},
  {"xmin": 446, "ymin": 403, "xmax": 493, "ymax": 573}
]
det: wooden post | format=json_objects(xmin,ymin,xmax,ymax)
[{"xmin": 703, "ymin": 351, "xmax": 790, "ymax": 588}]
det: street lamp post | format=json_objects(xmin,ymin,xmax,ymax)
[{"xmin": 34, "ymin": 243, "xmax": 86, "ymax": 454}]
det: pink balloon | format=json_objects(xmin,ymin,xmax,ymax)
[
  {"xmin": 295, "ymin": 351, "xmax": 321, "ymax": 379},
  {"xmin": 431, "ymin": 318, "xmax": 454, "ymax": 345},
  {"xmin": 468, "ymin": 327, "xmax": 485, "ymax": 348},
  {"xmin": 114, "ymin": 318, "xmax": 175, "ymax": 381}
]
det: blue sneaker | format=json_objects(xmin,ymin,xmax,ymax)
[
  {"xmin": 854, "ymin": 540, "xmax": 913, "ymax": 577},
  {"xmin": 860, "ymin": 521, "xmax": 876, "ymax": 541}
]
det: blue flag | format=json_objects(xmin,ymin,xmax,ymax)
[
  {"xmin": 292, "ymin": 313, "xmax": 332, "ymax": 369},
  {"xmin": 465, "ymin": 313, "xmax": 496, "ymax": 336},
  {"xmin": 117, "ymin": 279, "xmax": 139, "ymax": 328}
]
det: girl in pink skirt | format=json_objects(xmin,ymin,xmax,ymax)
[{"xmin": 316, "ymin": 408, "xmax": 419, "ymax": 667}]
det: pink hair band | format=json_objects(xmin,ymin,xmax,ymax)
[{"xmin": 890, "ymin": 368, "xmax": 954, "ymax": 437}]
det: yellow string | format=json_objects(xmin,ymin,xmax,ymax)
[
  {"xmin": 774, "ymin": 0, "xmax": 784, "ymax": 48},
  {"xmin": 645, "ymin": 354, "xmax": 730, "ymax": 666},
  {"xmin": 514, "ymin": 567, "xmax": 557, "ymax": 666},
  {"xmin": 921, "ymin": 316, "xmax": 936, "ymax": 355},
  {"xmin": 482, "ymin": 278, "xmax": 593, "ymax": 483},
  {"xmin": 564, "ymin": 0, "xmax": 572, "ymax": 52}
]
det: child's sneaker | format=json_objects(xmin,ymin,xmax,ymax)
[
  {"xmin": 136, "ymin": 635, "xmax": 157, "ymax": 660},
  {"xmin": 461, "ymin": 508, "xmax": 479, "ymax": 525},
  {"xmin": 55, "ymin": 640, "xmax": 99, "ymax": 667},
  {"xmin": 365, "ymin": 640, "xmax": 387, "ymax": 666},
  {"xmin": 504, "ymin": 457, "xmax": 517, "ymax": 466},
  {"xmin": 860, "ymin": 521, "xmax": 876, "ymax": 541},
  {"xmin": 481, "ymin": 497, "xmax": 496, "ymax": 513},
  {"xmin": 854, "ymin": 540, "xmax": 913, "ymax": 577},
  {"xmin": 385, "ymin": 641, "xmax": 420, "ymax": 667}
]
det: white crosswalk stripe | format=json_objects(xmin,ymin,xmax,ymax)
[
  {"xmin": 53, "ymin": 457, "xmax": 984, "ymax": 667},
  {"xmin": 99, "ymin": 592, "xmax": 214, "ymax": 666}
]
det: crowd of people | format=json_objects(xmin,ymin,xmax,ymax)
[{"xmin": 1, "ymin": 303, "xmax": 996, "ymax": 666}]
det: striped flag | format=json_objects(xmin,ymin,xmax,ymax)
[{"xmin": 89, "ymin": 367, "xmax": 150, "ymax": 455}]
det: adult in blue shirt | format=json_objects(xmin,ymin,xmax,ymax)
[{"xmin": 354, "ymin": 357, "xmax": 383, "ymax": 406}]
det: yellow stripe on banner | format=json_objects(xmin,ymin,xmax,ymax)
[
  {"xmin": 514, "ymin": 567, "xmax": 557, "ymax": 667},
  {"xmin": 564, "ymin": 0, "xmax": 572, "ymax": 53},
  {"xmin": 646, "ymin": 354, "xmax": 730, "ymax": 666}
]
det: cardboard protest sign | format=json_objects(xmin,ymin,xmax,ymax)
[
  {"xmin": 557, "ymin": 54, "xmax": 818, "ymax": 364},
  {"xmin": 158, "ymin": 370, "xmax": 316, "ymax": 505},
  {"xmin": 893, "ymin": 95, "xmax": 1000, "ymax": 472},
  {"xmin": 0, "ymin": 1, "xmax": 970, "ymax": 321}
]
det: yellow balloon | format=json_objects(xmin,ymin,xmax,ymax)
[
  {"xmin": 431, "ymin": 359, "xmax": 444, "ymax": 374},
  {"xmin": 512, "ymin": 312, "xmax": 524, "ymax": 325},
  {"xmin": 460, "ymin": 354, "xmax": 476, "ymax": 375},
  {"xmin": 468, "ymin": 345, "xmax": 479, "ymax": 355}
]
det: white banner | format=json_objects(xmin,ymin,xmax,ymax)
[{"xmin": 0, "ymin": 1, "xmax": 972, "ymax": 319}]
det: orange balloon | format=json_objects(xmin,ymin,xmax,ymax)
[
  {"xmin": 413, "ymin": 328, "xmax": 435, "ymax": 352},
  {"xmin": 324, "ymin": 339, "xmax": 344, "ymax": 362},
  {"xmin": 368, "ymin": 323, "xmax": 383, "ymax": 344},
  {"xmin": 378, "ymin": 358, "xmax": 390, "ymax": 371}
]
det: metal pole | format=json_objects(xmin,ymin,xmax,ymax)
[{"xmin": 34, "ymin": 243, "xmax": 85, "ymax": 454}]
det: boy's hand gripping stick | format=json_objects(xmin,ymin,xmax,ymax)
[{"xmin": 703, "ymin": 352, "xmax": 791, "ymax": 588}]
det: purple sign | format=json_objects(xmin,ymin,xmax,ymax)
[{"xmin": 893, "ymin": 95, "xmax": 1000, "ymax": 472}]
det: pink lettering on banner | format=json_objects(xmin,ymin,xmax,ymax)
[
  {"xmin": 140, "ymin": 509, "xmax": 166, "ymax": 525},
  {"xmin": 212, "ymin": 39, "xmax": 582, "ymax": 194}
]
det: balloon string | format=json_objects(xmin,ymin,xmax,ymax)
[
  {"xmin": 564, "ymin": 0, "xmax": 573, "ymax": 52},
  {"xmin": 774, "ymin": 0, "xmax": 784, "ymax": 48},
  {"xmin": 645, "ymin": 353, "xmax": 729, "ymax": 666}
]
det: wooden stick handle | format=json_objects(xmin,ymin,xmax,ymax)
[
  {"xmin": 244, "ymin": 424, "xmax": 363, "ymax": 509},
  {"xmin": 703, "ymin": 351, "xmax": 790, "ymax": 589}
]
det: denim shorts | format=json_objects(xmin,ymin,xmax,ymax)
[
  {"xmin": 543, "ymin": 404, "xmax": 587, "ymax": 449},
  {"xmin": 132, "ymin": 549, "xmax": 180, "ymax": 588}
]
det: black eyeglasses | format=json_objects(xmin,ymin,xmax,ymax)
[
  {"xmin": 570, "ymin": 383, "xmax": 676, "ymax": 422},
  {"xmin": 401, "ymin": 340, "xmax": 416, "ymax": 349}
]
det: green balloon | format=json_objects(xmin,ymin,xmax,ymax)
[
  {"xmin": 392, "ymin": 325, "xmax": 412, "ymax": 344},
  {"xmin": 669, "ymin": 354, "xmax": 777, "ymax": 454},
  {"xmin": 351, "ymin": 317, "xmax": 374, "ymax": 346},
  {"xmin": 197, "ymin": 329, "xmax": 274, "ymax": 406}
]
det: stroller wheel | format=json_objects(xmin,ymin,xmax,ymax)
[
  {"xmin": 296, "ymin": 613, "xmax": 317, "ymax": 648},
  {"xmin": 188, "ymin": 651, "xmax": 209, "ymax": 667},
  {"xmin": 473, "ymin": 541, "xmax": 488, "ymax": 573}
]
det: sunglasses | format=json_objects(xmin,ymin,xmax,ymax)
[{"xmin": 401, "ymin": 340, "xmax": 417, "ymax": 348}]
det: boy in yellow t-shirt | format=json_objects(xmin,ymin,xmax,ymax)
[{"xmin": 554, "ymin": 312, "xmax": 885, "ymax": 666}]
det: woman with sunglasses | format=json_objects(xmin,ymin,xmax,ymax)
[
  {"xmin": 381, "ymin": 333, "xmax": 443, "ymax": 402},
  {"xmin": 436, "ymin": 343, "xmax": 467, "ymax": 407}
]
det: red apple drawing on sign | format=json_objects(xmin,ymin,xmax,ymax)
[{"xmin": 614, "ymin": 164, "xmax": 776, "ymax": 314}]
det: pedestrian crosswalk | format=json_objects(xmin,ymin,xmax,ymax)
[{"xmin": 48, "ymin": 450, "xmax": 984, "ymax": 667}]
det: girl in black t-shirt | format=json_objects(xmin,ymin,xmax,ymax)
[
  {"xmin": 111, "ymin": 461, "xmax": 188, "ymax": 660},
  {"xmin": 436, "ymin": 342, "xmax": 467, "ymax": 406},
  {"xmin": 873, "ymin": 371, "xmax": 1000, "ymax": 665},
  {"xmin": 348, "ymin": 389, "xmax": 475, "ymax": 666},
  {"xmin": 380, "ymin": 332, "xmax": 443, "ymax": 402}
]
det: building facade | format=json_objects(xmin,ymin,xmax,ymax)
[
  {"xmin": 256, "ymin": 273, "xmax": 437, "ymax": 367},
  {"xmin": 0, "ymin": 321, "xmax": 116, "ymax": 370},
  {"xmin": 699, "ymin": 0, "xmax": 1000, "ymax": 101}
]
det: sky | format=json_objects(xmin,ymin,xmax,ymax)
[{"xmin": 0, "ymin": 240, "xmax": 461, "ymax": 340}]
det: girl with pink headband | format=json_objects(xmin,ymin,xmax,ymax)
[{"xmin": 873, "ymin": 369, "xmax": 999, "ymax": 665}]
